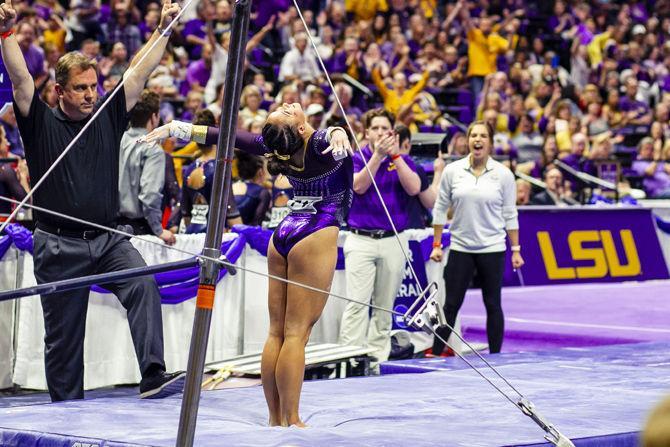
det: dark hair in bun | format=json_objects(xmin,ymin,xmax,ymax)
[{"xmin": 262, "ymin": 123, "xmax": 304, "ymax": 176}]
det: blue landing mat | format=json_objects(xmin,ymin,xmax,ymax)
[
  {"xmin": 1, "ymin": 343, "xmax": 669, "ymax": 447},
  {"xmin": 380, "ymin": 341, "xmax": 670, "ymax": 375},
  {"xmin": 0, "ymin": 386, "xmax": 138, "ymax": 409}
]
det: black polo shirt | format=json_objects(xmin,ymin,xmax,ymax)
[{"xmin": 15, "ymin": 87, "xmax": 129, "ymax": 230}]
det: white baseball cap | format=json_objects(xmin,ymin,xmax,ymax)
[
  {"xmin": 306, "ymin": 103, "xmax": 325, "ymax": 116},
  {"xmin": 632, "ymin": 24, "xmax": 646, "ymax": 35}
]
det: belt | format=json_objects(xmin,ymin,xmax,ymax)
[
  {"xmin": 117, "ymin": 216, "xmax": 152, "ymax": 235},
  {"xmin": 36, "ymin": 222, "xmax": 108, "ymax": 240},
  {"xmin": 350, "ymin": 228, "xmax": 396, "ymax": 239}
]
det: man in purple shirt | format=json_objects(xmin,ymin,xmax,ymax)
[
  {"xmin": 16, "ymin": 22, "xmax": 45, "ymax": 79},
  {"xmin": 182, "ymin": 1, "xmax": 214, "ymax": 59},
  {"xmin": 631, "ymin": 138, "xmax": 670, "ymax": 198},
  {"xmin": 558, "ymin": 133, "xmax": 588, "ymax": 189},
  {"xmin": 330, "ymin": 37, "xmax": 366, "ymax": 80},
  {"xmin": 339, "ymin": 108, "xmax": 421, "ymax": 371},
  {"xmin": 103, "ymin": 5, "xmax": 142, "ymax": 57},
  {"xmin": 185, "ymin": 44, "xmax": 212, "ymax": 93},
  {"xmin": 619, "ymin": 76, "xmax": 652, "ymax": 126}
]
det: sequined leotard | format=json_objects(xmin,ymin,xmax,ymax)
[{"xmin": 206, "ymin": 128, "xmax": 353, "ymax": 258}]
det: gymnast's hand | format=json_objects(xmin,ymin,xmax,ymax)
[
  {"xmin": 511, "ymin": 251, "xmax": 524, "ymax": 269},
  {"xmin": 140, "ymin": 124, "xmax": 171, "ymax": 143},
  {"xmin": 322, "ymin": 128, "xmax": 353, "ymax": 159},
  {"xmin": 0, "ymin": 0, "xmax": 17, "ymax": 34},
  {"xmin": 140, "ymin": 120, "xmax": 192, "ymax": 143}
]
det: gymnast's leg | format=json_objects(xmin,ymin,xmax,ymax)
[
  {"xmin": 276, "ymin": 226, "xmax": 338, "ymax": 427},
  {"xmin": 261, "ymin": 239, "xmax": 288, "ymax": 426}
]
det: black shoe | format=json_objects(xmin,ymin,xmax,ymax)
[{"xmin": 139, "ymin": 371, "xmax": 186, "ymax": 399}]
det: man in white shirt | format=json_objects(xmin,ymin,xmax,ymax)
[
  {"xmin": 278, "ymin": 32, "xmax": 321, "ymax": 83},
  {"xmin": 511, "ymin": 114, "xmax": 543, "ymax": 149}
]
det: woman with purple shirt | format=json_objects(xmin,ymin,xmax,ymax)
[{"xmin": 144, "ymin": 103, "xmax": 353, "ymax": 427}]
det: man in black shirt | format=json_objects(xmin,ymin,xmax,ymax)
[{"xmin": 0, "ymin": 0, "xmax": 185, "ymax": 401}]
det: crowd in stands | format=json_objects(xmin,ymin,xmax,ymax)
[{"xmin": 2, "ymin": 0, "xmax": 670, "ymax": 229}]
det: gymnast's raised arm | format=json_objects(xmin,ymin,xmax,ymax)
[{"xmin": 141, "ymin": 120, "xmax": 269, "ymax": 156}]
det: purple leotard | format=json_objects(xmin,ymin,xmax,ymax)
[{"xmin": 206, "ymin": 128, "xmax": 353, "ymax": 258}]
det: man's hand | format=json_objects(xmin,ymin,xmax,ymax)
[
  {"xmin": 0, "ymin": 0, "xmax": 17, "ymax": 34},
  {"xmin": 262, "ymin": 15, "xmax": 276, "ymax": 32},
  {"xmin": 373, "ymin": 132, "xmax": 396, "ymax": 156},
  {"xmin": 159, "ymin": 0, "xmax": 181, "ymax": 30},
  {"xmin": 430, "ymin": 246, "xmax": 443, "ymax": 262},
  {"xmin": 387, "ymin": 133, "xmax": 401, "ymax": 158},
  {"xmin": 159, "ymin": 229, "xmax": 176, "ymax": 245}
]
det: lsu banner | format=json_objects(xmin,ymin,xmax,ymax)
[{"xmin": 509, "ymin": 207, "xmax": 669, "ymax": 285}]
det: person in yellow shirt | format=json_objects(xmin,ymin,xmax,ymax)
[
  {"xmin": 418, "ymin": 0, "xmax": 437, "ymax": 19},
  {"xmin": 42, "ymin": 15, "xmax": 66, "ymax": 53},
  {"xmin": 587, "ymin": 26, "xmax": 612, "ymax": 69},
  {"xmin": 459, "ymin": 0, "xmax": 510, "ymax": 109},
  {"xmin": 403, "ymin": 73, "xmax": 449, "ymax": 131},
  {"xmin": 344, "ymin": 0, "xmax": 388, "ymax": 22},
  {"xmin": 372, "ymin": 65, "xmax": 429, "ymax": 117}
]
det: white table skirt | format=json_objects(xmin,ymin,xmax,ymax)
[
  {"xmin": 9, "ymin": 230, "xmax": 457, "ymax": 390},
  {"xmin": 0, "ymin": 246, "xmax": 20, "ymax": 389}
]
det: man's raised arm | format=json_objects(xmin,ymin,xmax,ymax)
[
  {"xmin": 123, "ymin": 0, "xmax": 180, "ymax": 111},
  {"xmin": 0, "ymin": 0, "xmax": 34, "ymax": 117}
]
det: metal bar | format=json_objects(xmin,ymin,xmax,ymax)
[
  {"xmin": 0, "ymin": 258, "xmax": 197, "ymax": 302},
  {"xmin": 554, "ymin": 159, "xmax": 617, "ymax": 190},
  {"xmin": 176, "ymin": 1, "xmax": 251, "ymax": 445},
  {"xmin": 515, "ymin": 171, "xmax": 547, "ymax": 190},
  {"xmin": 341, "ymin": 73, "xmax": 373, "ymax": 97}
]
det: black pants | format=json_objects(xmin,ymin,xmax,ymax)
[
  {"xmin": 33, "ymin": 228, "xmax": 166, "ymax": 401},
  {"xmin": 433, "ymin": 249, "xmax": 506, "ymax": 355}
]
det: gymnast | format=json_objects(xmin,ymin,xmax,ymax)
[{"xmin": 144, "ymin": 103, "xmax": 353, "ymax": 427}]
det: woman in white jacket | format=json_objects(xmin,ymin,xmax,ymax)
[{"xmin": 430, "ymin": 120, "xmax": 524, "ymax": 354}]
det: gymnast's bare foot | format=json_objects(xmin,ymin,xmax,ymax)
[
  {"xmin": 268, "ymin": 418, "xmax": 282, "ymax": 427},
  {"xmin": 282, "ymin": 417, "xmax": 308, "ymax": 428}
]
